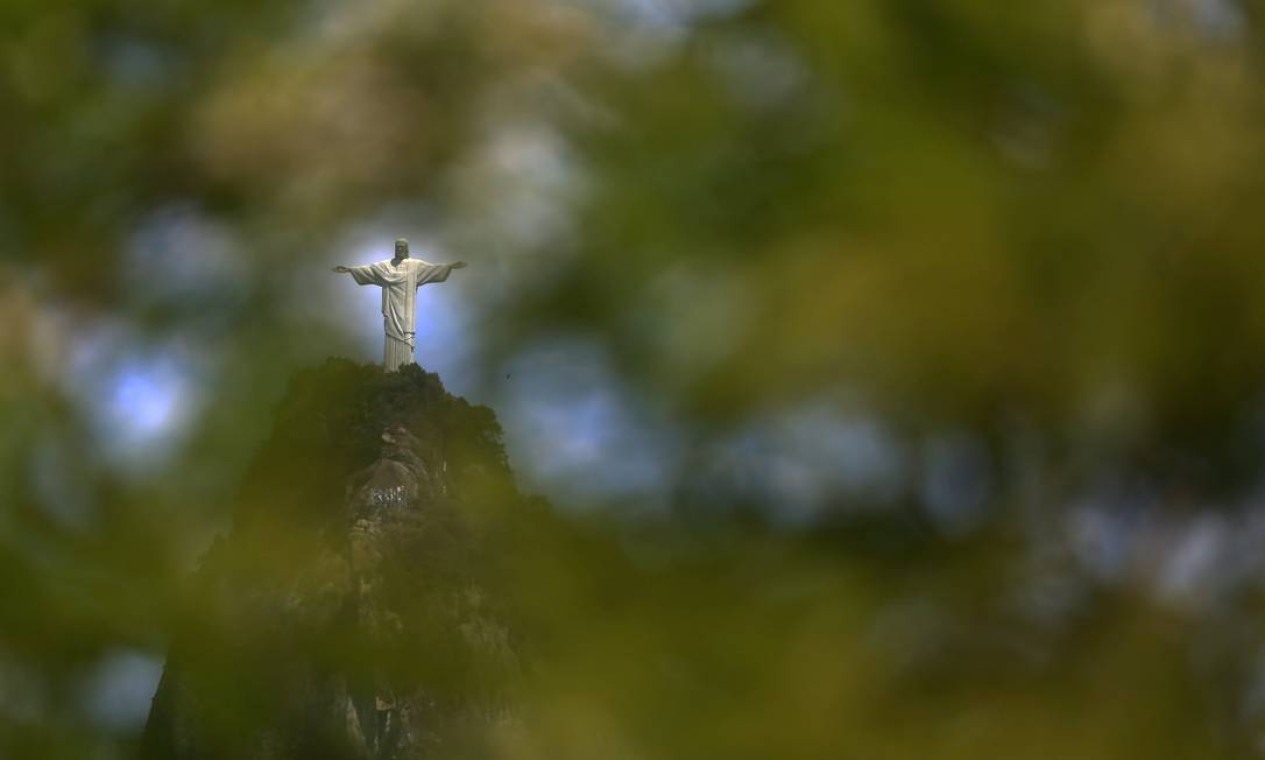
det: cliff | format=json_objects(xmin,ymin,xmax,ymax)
[{"xmin": 141, "ymin": 360, "xmax": 529, "ymax": 759}]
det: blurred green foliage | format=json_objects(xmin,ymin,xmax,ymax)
[{"xmin": 4, "ymin": 0, "xmax": 1265, "ymax": 757}]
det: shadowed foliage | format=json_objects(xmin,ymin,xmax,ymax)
[{"xmin": 5, "ymin": 0, "xmax": 1265, "ymax": 757}]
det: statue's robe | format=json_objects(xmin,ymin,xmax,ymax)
[{"xmin": 347, "ymin": 258, "xmax": 456, "ymax": 372}]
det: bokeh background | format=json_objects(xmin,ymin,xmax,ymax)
[{"xmin": 6, "ymin": 0, "xmax": 1265, "ymax": 756}]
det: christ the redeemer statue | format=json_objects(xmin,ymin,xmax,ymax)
[{"xmin": 333, "ymin": 239, "xmax": 467, "ymax": 372}]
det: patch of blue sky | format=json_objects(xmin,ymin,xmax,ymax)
[
  {"xmin": 80, "ymin": 650, "xmax": 164, "ymax": 734},
  {"xmin": 63, "ymin": 322, "xmax": 210, "ymax": 475},
  {"xmin": 699, "ymin": 400, "xmax": 909, "ymax": 526},
  {"xmin": 1067, "ymin": 503, "xmax": 1138, "ymax": 583},
  {"xmin": 94, "ymin": 32, "xmax": 181, "ymax": 92},
  {"xmin": 123, "ymin": 204, "xmax": 248, "ymax": 312},
  {"xmin": 1155, "ymin": 513, "xmax": 1228, "ymax": 608},
  {"xmin": 1143, "ymin": 0, "xmax": 1245, "ymax": 38},
  {"xmin": 496, "ymin": 336, "xmax": 684, "ymax": 510},
  {"xmin": 704, "ymin": 29, "xmax": 808, "ymax": 111},
  {"xmin": 920, "ymin": 430, "xmax": 995, "ymax": 537},
  {"xmin": 480, "ymin": 125, "xmax": 580, "ymax": 254},
  {"xmin": 1197, "ymin": 0, "xmax": 1245, "ymax": 38},
  {"xmin": 608, "ymin": 0, "xmax": 754, "ymax": 32},
  {"xmin": 588, "ymin": 0, "xmax": 756, "ymax": 70},
  {"xmin": 445, "ymin": 120, "xmax": 584, "ymax": 290}
]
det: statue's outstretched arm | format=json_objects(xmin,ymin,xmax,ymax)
[
  {"xmin": 413, "ymin": 260, "xmax": 467, "ymax": 288},
  {"xmin": 335, "ymin": 264, "xmax": 390, "ymax": 286}
]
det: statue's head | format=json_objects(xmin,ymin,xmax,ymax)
[{"xmin": 394, "ymin": 238, "xmax": 410, "ymax": 260}]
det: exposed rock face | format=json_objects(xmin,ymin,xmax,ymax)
[{"xmin": 142, "ymin": 361, "xmax": 526, "ymax": 759}]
